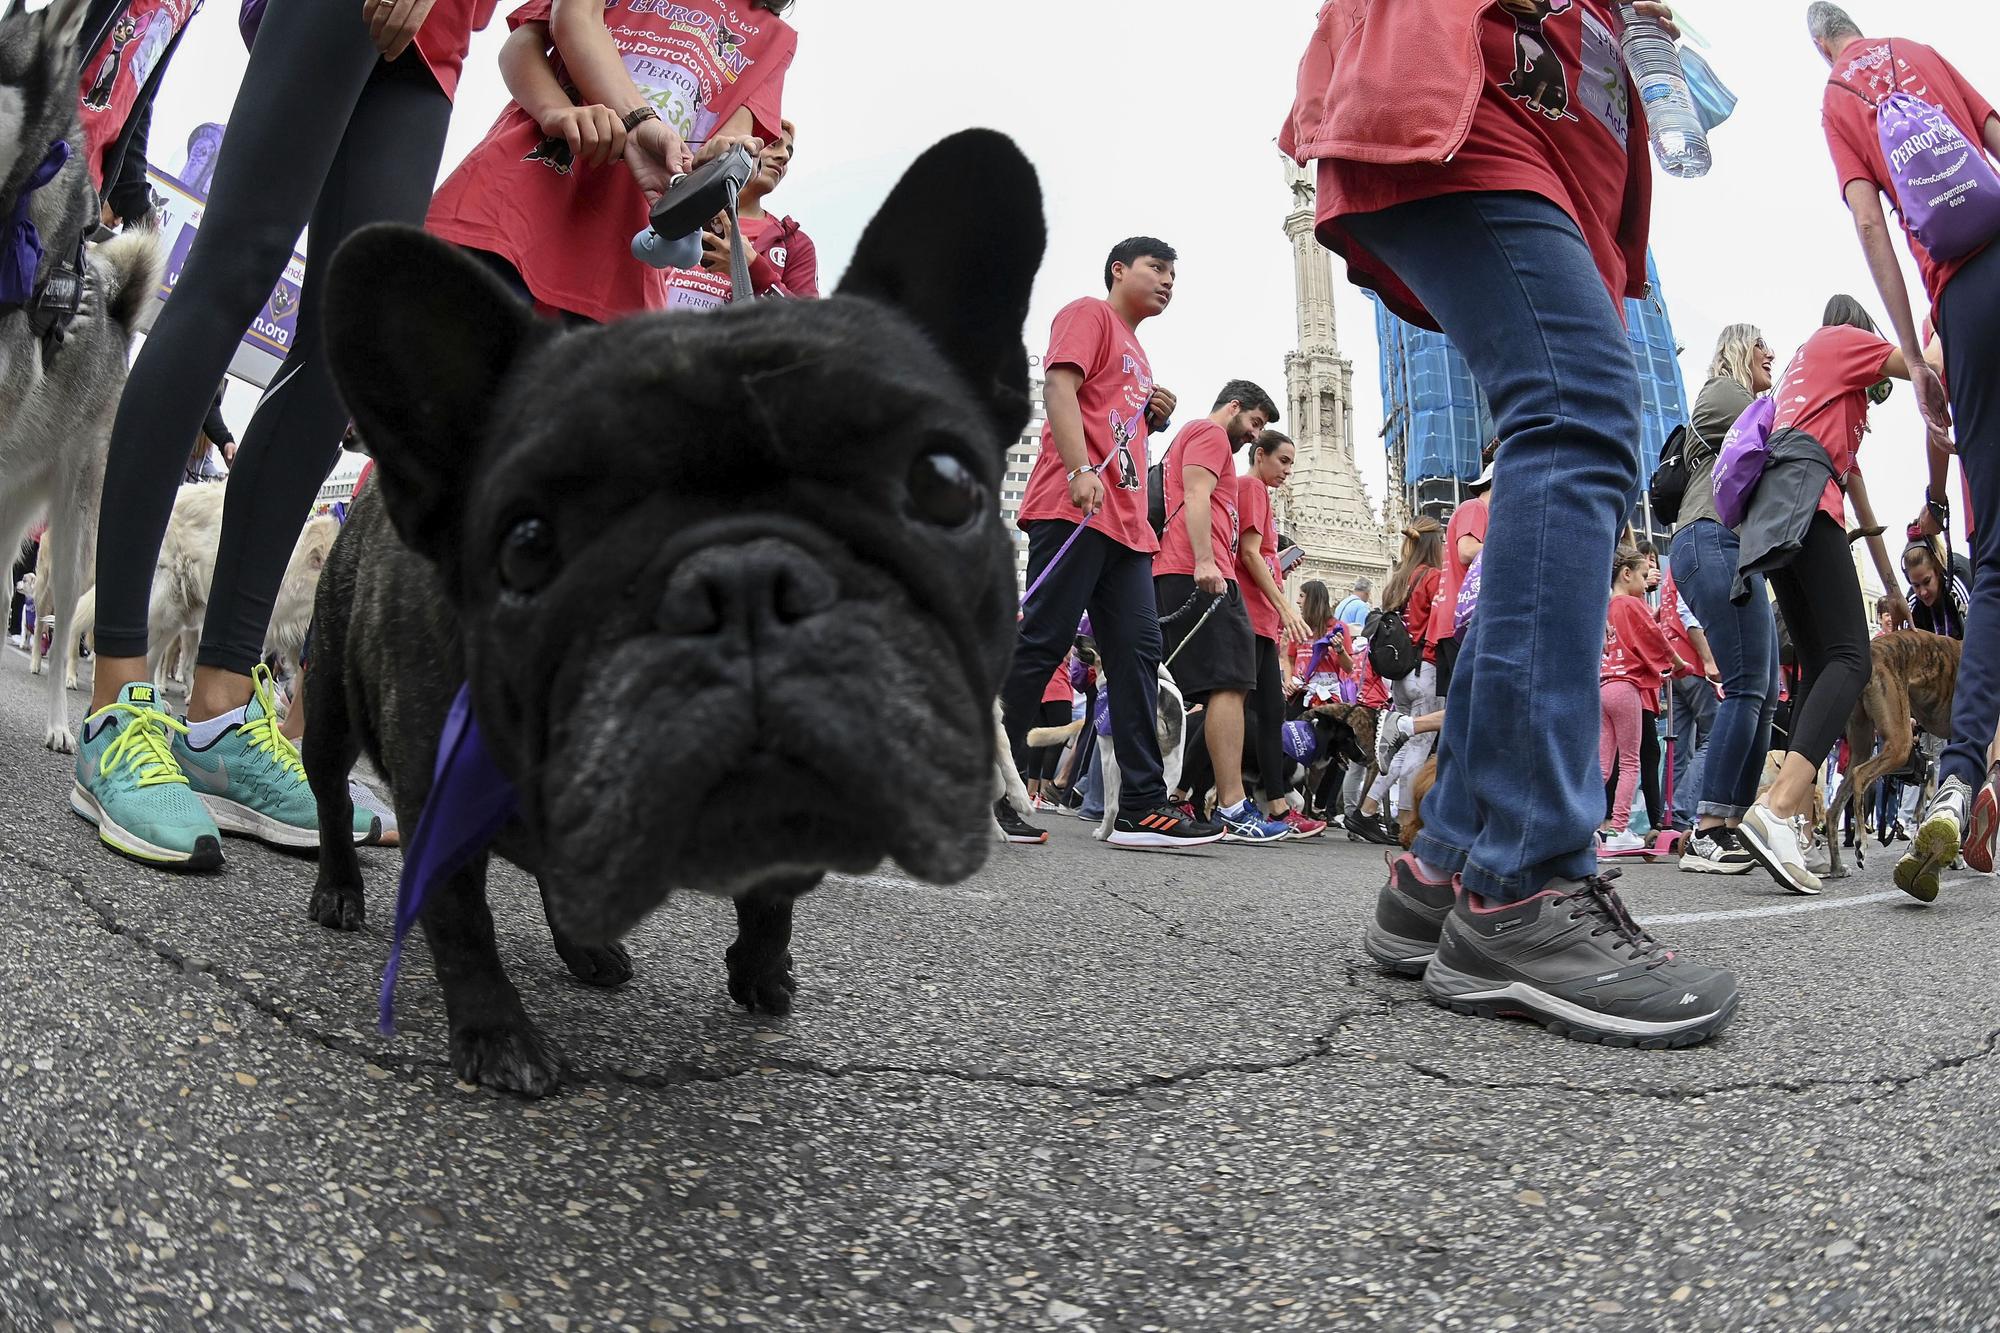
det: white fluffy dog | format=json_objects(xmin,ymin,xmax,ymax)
[
  {"xmin": 1027, "ymin": 667, "xmax": 1188, "ymax": 842},
  {"xmin": 66, "ymin": 482, "xmax": 338, "ymax": 690}
]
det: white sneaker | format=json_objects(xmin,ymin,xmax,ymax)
[
  {"xmin": 1738, "ymin": 803, "xmax": 1822, "ymax": 895},
  {"xmin": 1600, "ymin": 829, "xmax": 1648, "ymax": 853}
]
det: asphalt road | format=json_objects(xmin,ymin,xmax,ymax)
[{"xmin": 0, "ymin": 645, "xmax": 1996, "ymax": 1333}]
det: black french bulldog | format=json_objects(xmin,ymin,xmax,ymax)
[{"xmin": 306, "ymin": 130, "xmax": 1046, "ymax": 1096}]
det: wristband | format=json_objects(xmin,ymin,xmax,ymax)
[
  {"xmin": 1926, "ymin": 489, "xmax": 1949, "ymax": 517},
  {"xmin": 1067, "ymin": 465, "xmax": 1094, "ymax": 483},
  {"xmin": 622, "ymin": 105, "xmax": 661, "ymax": 131}
]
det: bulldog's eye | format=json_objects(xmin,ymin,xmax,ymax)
[
  {"xmin": 498, "ymin": 517, "xmax": 560, "ymax": 594},
  {"xmin": 907, "ymin": 451, "xmax": 983, "ymax": 528}
]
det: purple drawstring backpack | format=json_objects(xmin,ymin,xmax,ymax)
[
  {"xmin": 1711, "ymin": 396, "xmax": 1777, "ymax": 529},
  {"xmin": 1835, "ymin": 41, "xmax": 2000, "ymax": 262}
]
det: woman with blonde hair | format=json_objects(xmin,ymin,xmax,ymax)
[
  {"xmin": 1348, "ymin": 517, "xmax": 1445, "ymax": 844},
  {"xmin": 1666, "ymin": 323, "xmax": 1781, "ymax": 876}
]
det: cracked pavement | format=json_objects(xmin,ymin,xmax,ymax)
[{"xmin": 1, "ymin": 654, "xmax": 1997, "ymax": 1331}]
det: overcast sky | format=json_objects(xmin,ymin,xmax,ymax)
[{"xmin": 146, "ymin": 1, "xmax": 2000, "ymax": 574}]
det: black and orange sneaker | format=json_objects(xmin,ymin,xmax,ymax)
[
  {"xmin": 994, "ymin": 799, "xmax": 1048, "ymax": 845},
  {"xmin": 1107, "ymin": 803, "xmax": 1224, "ymax": 851}
]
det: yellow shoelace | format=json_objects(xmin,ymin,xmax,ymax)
[
  {"xmin": 97, "ymin": 705, "xmax": 191, "ymax": 788},
  {"xmin": 242, "ymin": 664, "xmax": 308, "ymax": 783}
]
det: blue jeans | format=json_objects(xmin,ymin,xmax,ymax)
[
  {"xmin": 1937, "ymin": 232, "xmax": 2000, "ymax": 790},
  {"xmin": 1669, "ymin": 519, "xmax": 1777, "ymax": 820},
  {"xmin": 1670, "ymin": 675, "xmax": 1716, "ymax": 828},
  {"xmin": 1348, "ymin": 192, "xmax": 1638, "ymax": 901}
]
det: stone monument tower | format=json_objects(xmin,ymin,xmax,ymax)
[{"xmin": 1277, "ymin": 158, "xmax": 1392, "ymax": 595}]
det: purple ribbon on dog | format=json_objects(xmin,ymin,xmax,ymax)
[
  {"xmin": 378, "ymin": 683, "xmax": 519, "ymax": 1034},
  {"xmin": 0, "ymin": 142, "xmax": 71, "ymax": 307}
]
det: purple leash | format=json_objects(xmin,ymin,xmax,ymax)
[
  {"xmin": 1019, "ymin": 512, "xmax": 1094, "ymax": 606},
  {"xmin": 378, "ymin": 684, "xmax": 519, "ymax": 1034}
]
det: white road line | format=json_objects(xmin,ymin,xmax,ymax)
[{"xmin": 1642, "ymin": 883, "xmax": 1967, "ymax": 927}]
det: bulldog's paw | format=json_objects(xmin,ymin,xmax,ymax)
[
  {"xmin": 308, "ymin": 877, "xmax": 366, "ymax": 931},
  {"xmin": 554, "ymin": 934, "xmax": 633, "ymax": 989},
  {"xmin": 450, "ymin": 1017, "xmax": 564, "ymax": 1098},
  {"xmin": 725, "ymin": 945, "xmax": 796, "ymax": 1016}
]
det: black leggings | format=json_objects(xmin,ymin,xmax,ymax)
[
  {"xmin": 1249, "ymin": 635, "xmax": 1288, "ymax": 802},
  {"xmin": 93, "ymin": 5, "xmax": 453, "ymax": 673},
  {"xmin": 1767, "ymin": 512, "xmax": 1872, "ymax": 768},
  {"xmin": 1029, "ymin": 701, "xmax": 1070, "ymax": 781}
]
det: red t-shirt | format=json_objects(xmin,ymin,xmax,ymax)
[
  {"xmin": 414, "ymin": 0, "xmax": 501, "ymax": 100},
  {"xmin": 741, "ymin": 214, "xmax": 819, "ymax": 297},
  {"xmin": 1395, "ymin": 566, "xmax": 1443, "ymax": 664},
  {"xmin": 78, "ymin": 0, "xmax": 202, "ymax": 190},
  {"xmin": 426, "ymin": 0, "xmax": 795, "ymax": 323},
  {"xmin": 1602, "ymin": 593, "xmax": 1673, "ymax": 707},
  {"xmin": 1017, "ymin": 298, "xmax": 1160, "ymax": 554},
  {"xmin": 1822, "ymin": 38, "xmax": 2000, "ymax": 312},
  {"xmin": 1771, "ymin": 324, "xmax": 1895, "ymax": 523},
  {"xmin": 1314, "ymin": 0, "xmax": 1646, "ymax": 328},
  {"xmin": 1042, "ymin": 658, "xmax": 1073, "ymax": 705},
  {"xmin": 1357, "ymin": 648, "xmax": 1390, "ymax": 710},
  {"xmin": 1234, "ymin": 474, "xmax": 1281, "ymax": 640},
  {"xmin": 1436, "ymin": 497, "xmax": 1489, "ymax": 640},
  {"xmin": 1154, "ymin": 422, "xmax": 1240, "ymax": 579},
  {"xmin": 1656, "ymin": 569, "xmax": 1701, "ymax": 679}
]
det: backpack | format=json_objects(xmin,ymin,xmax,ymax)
[
  {"xmin": 1147, "ymin": 458, "xmax": 1167, "ymax": 538},
  {"xmin": 1361, "ymin": 599, "xmax": 1420, "ymax": 682},
  {"xmin": 1711, "ymin": 396, "xmax": 1777, "ymax": 528},
  {"xmin": 1647, "ymin": 424, "xmax": 1693, "ymax": 525},
  {"xmin": 1834, "ymin": 42, "xmax": 2000, "ymax": 262}
]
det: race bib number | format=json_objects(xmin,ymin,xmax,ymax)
[{"xmin": 1577, "ymin": 11, "xmax": 1630, "ymax": 147}]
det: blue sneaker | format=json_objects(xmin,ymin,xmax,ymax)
[
  {"xmin": 175, "ymin": 664, "xmax": 320, "ymax": 849},
  {"xmin": 1218, "ymin": 799, "xmax": 1291, "ymax": 844},
  {"xmin": 71, "ymin": 682, "xmax": 224, "ymax": 870}
]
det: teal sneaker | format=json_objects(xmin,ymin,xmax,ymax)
[
  {"xmin": 175, "ymin": 664, "xmax": 320, "ymax": 849},
  {"xmin": 71, "ymin": 682, "xmax": 224, "ymax": 870}
]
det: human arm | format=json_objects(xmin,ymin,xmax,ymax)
[
  {"xmin": 1846, "ymin": 470, "xmax": 1913, "ymax": 628},
  {"xmin": 365, "ymin": 0, "xmax": 439, "ymax": 60},
  {"xmin": 1688, "ymin": 625, "xmax": 1720, "ymax": 683},
  {"xmin": 1242, "ymin": 525, "xmax": 1312, "ymax": 644},
  {"xmin": 1842, "ymin": 179, "xmax": 1952, "ymax": 447},
  {"xmin": 1456, "ymin": 532, "xmax": 1483, "ymax": 568},
  {"xmin": 746, "ymin": 225, "xmax": 818, "ymax": 298},
  {"xmin": 1914, "ymin": 333, "xmax": 1951, "ymax": 536},
  {"xmin": 498, "ymin": 23, "xmax": 627, "ymax": 168},
  {"xmin": 1181, "ymin": 466, "xmax": 1223, "ymax": 594},
  {"xmin": 1042, "ymin": 367, "xmax": 1102, "ymax": 516}
]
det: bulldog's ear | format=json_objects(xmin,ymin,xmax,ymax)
[
  {"xmin": 325, "ymin": 225, "xmax": 549, "ymax": 570},
  {"xmin": 839, "ymin": 129, "xmax": 1045, "ymax": 448}
]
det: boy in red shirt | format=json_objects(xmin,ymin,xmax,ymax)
[
  {"xmin": 1154, "ymin": 381, "xmax": 1286, "ymax": 843},
  {"xmin": 1236, "ymin": 431, "xmax": 1321, "ymax": 837},
  {"xmin": 999, "ymin": 239, "xmax": 1222, "ymax": 851},
  {"xmin": 1810, "ymin": 4, "xmax": 2000, "ymax": 893},
  {"xmin": 1600, "ymin": 550, "xmax": 1687, "ymax": 853},
  {"xmin": 703, "ymin": 120, "xmax": 818, "ymax": 299}
]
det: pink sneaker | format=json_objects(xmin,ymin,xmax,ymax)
[{"xmin": 1281, "ymin": 809, "xmax": 1327, "ymax": 839}]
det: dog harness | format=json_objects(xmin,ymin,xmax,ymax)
[{"xmin": 0, "ymin": 141, "xmax": 88, "ymax": 353}]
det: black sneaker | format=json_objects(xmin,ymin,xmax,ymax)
[
  {"xmin": 1363, "ymin": 853, "xmax": 1456, "ymax": 977},
  {"xmin": 1107, "ymin": 803, "xmax": 1224, "ymax": 851},
  {"xmin": 1350, "ymin": 810, "xmax": 1401, "ymax": 846},
  {"xmin": 1422, "ymin": 872, "xmax": 1740, "ymax": 1048},
  {"xmin": 994, "ymin": 799, "xmax": 1047, "ymax": 845},
  {"xmin": 1679, "ymin": 826, "xmax": 1754, "ymax": 876}
]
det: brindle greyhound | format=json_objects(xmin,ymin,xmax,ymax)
[{"xmin": 1826, "ymin": 630, "xmax": 1960, "ymax": 878}]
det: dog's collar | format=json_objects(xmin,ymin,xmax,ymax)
[
  {"xmin": 379, "ymin": 684, "xmax": 519, "ymax": 1033},
  {"xmin": 0, "ymin": 141, "xmax": 72, "ymax": 309}
]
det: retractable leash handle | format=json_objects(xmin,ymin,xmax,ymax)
[{"xmin": 630, "ymin": 143, "xmax": 760, "ymax": 302}]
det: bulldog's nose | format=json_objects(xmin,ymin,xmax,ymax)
[{"xmin": 655, "ymin": 538, "xmax": 836, "ymax": 638}]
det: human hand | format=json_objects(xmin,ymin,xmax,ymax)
[
  {"xmin": 1145, "ymin": 386, "xmax": 1177, "ymax": 431},
  {"xmin": 99, "ymin": 200, "xmax": 118, "ymax": 230},
  {"xmin": 1888, "ymin": 598, "xmax": 1913, "ymax": 631},
  {"xmin": 1703, "ymin": 660, "xmax": 1722, "ymax": 685},
  {"xmin": 693, "ymin": 133, "xmax": 764, "ymax": 167},
  {"xmin": 536, "ymin": 104, "xmax": 627, "ymax": 169},
  {"xmin": 1067, "ymin": 468, "xmax": 1105, "ymax": 516},
  {"xmin": 1195, "ymin": 560, "xmax": 1227, "ymax": 596},
  {"xmin": 700, "ymin": 218, "xmax": 754, "ymax": 274},
  {"xmin": 1282, "ymin": 608, "xmax": 1313, "ymax": 647},
  {"xmin": 1627, "ymin": 1, "xmax": 1680, "ymax": 39},
  {"xmin": 1910, "ymin": 505, "xmax": 1944, "ymax": 539},
  {"xmin": 363, "ymin": 0, "xmax": 438, "ymax": 60},
  {"xmin": 1912, "ymin": 364, "xmax": 1954, "ymax": 451},
  {"xmin": 626, "ymin": 117, "xmax": 691, "ymax": 202}
]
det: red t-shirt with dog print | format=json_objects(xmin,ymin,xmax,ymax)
[
  {"xmin": 1234, "ymin": 473, "xmax": 1281, "ymax": 640},
  {"xmin": 1601, "ymin": 592, "xmax": 1672, "ymax": 709},
  {"xmin": 426, "ymin": 0, "xmax": 794, "ymax": 323},
  {"xmin": 1018, "ymin": 297, "xmax": 1160, "ymax": 555}
]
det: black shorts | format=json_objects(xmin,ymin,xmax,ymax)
[{"xmin": 1154, "ymin": 574, "xmax": 1256, "ymax": 700}]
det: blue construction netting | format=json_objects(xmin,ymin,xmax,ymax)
[{"xmin": 1372, "ymin": 251, "xmax": 1690, "ymax": 492}]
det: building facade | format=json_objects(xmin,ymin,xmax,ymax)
[{"xmin": 997, "ymin": 373, "xmax": 1047, "ymax": 586}]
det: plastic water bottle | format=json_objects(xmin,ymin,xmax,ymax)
[{"xmin": 1618, "ymin": 5, "xmax": 1712, "ymax": 179}]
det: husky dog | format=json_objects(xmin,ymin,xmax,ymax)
[
  {"xmin": 65, "ymin": 483, "xmax": 340, "ymax": 689},
  {"xmin": 0, "ymin": 0, "xmax": 166, "ymax": 751}
]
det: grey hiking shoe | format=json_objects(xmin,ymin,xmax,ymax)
[
  {"xmin": 1363, "ymin": 853, "xmax": 1456, "ymax": 977},
  {"xmin": 1423, "ymin": 872, "xmax": 1740, "ymax": 1048}
]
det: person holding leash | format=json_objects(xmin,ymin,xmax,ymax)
[{"xmin": 74, "ymin": 0, "xmax": 498, "ymax": 869}]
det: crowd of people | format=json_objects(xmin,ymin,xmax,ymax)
[{"xmin": 12, "ymin": 0, "xmax": 2000, "ymax": 1057}]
